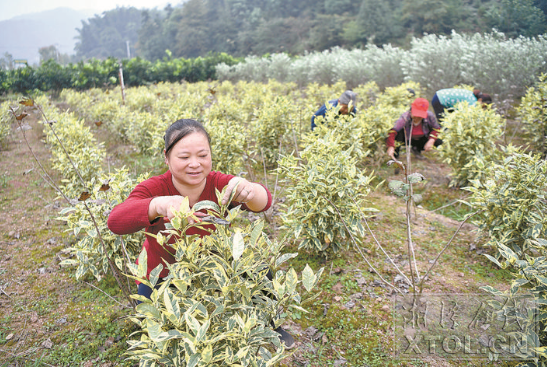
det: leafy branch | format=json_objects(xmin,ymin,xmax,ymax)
[{"xmin": 11, "ymin": 98, "xmax": 135, "ymax": 309}]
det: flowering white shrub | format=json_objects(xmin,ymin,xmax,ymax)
[{"xmin": 217, "ymin": 31, "xmax": 547, "ymax": 100}]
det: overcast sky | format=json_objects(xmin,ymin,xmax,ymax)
[{"xmin": 0, "ymin": 0, "xmax": 172, "ymax": 21}]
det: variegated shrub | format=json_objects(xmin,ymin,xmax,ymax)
[
  {"xmin": 279, "ymin": 121, "xmax": 375, "ymax": 252},
  {"xmin": 58, "ymin": 168, "xmax": 148, "ymax": 280},
  {"xmin": 467, "ymin": 149, "xmax": 547, "ymax": 364},
  {"xmin": 517, "ymin": 74, "xmax": 547, "ymax": 156},
  {"xmin": 126, "ymin": 189, "xmax": 323, "ymax": 366},
  {"xmin": 438, "ymin": 102, "xmax": 505, "ymax": 187}
]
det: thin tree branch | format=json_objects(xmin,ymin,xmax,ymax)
[
  {"xmin": 83, "ymin": 201, "xmax": 135, "ymax": 309},
  {"xmin": 430, "ymin": 200, "xmax": 459, "ymax": 213},
  {"xmin": 349, "ymin": 197, "xmax": 412, "ymax": 286},
  {"xmin": 403, "ymin": 124, "xmax": 420, "ymax": 285},
  {"xmin": 10, "ymin": 108, "xmax": 71, "ymax": 204},
  {"xmin": 322, "ymin": 196, "xmax": 401, "ymax": 293},
  {"xmin": 260, "ymin": 148, "xmax": 268, "ymax": 191},
  {"xmin": 83, "ymin": 281, "xmax": 130, "ymax": 309},
  {"xmin": 35, "ymin": 104, "xmax": 87, "ymax": 188},
  {"xmin": 418, "ymin": 210, "xmax": 481, "ymax": 293}
]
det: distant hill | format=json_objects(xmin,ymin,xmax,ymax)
[{"xmin": 0, "ymin": 7, "xmax": 99, "ymax": 65}]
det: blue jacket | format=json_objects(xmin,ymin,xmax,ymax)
[{"xmin": 311, "ymin": 99, "xmax": 357, "ymax": 130}]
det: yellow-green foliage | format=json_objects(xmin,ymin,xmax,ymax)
[
  {"xmin": 30, "ymin": 97, "xmax": 145, "ymax": 282},
  {"xmin": 517, "ymin": 74, "xmax": 547, "ymax": 156},
  {"xmin": 466, "ymin": 147, "xmax": 547, "ymax": 255},
  {"xmin": 40, "ymin": 103, "xmax": 105, "ymax": 197},
  {"xmin": 252, "ymin": 96, "xmax": 293, "ymax": 167},
  {"xmin": 0, "ymin": 101, "xmax": 14, "ymax": 148},
  {"xmin": 354, "ymin": 81, "xmax": 424, "ymax": 157},
  {"xmin": 468, "ymin": 149, "xmax": 547, "ymax": 363},
  {"xmin": 353, "ymin": 81, "xmax": 381, "ymax": 110},
  {"xmin": 438, "ymin": 102, "xmax": 504, "ymax": 187},
  {"xmin": 279, "ymin": 133, "xmax": 374, "ymax": 252},
  {"xmin": 303, "ymin": 108, "xmax": 367, "ymax": 160},
  {"xmin": 59, "ymin": 169, "xmax": 147, "ymax": 280},
  {"xmin": 374, "ymin": 81, "xmax": 423, "ymax": 110},
  {"xmin": 204, "ymin": 98, "xmax": 247, "ymax": 175},
  {"xmin": 305, "ymin": 80, "xmax": 347, "ymax": 108},
  {"xmin": 452, "ymin": 84, "xmax": 474, "ymax": 91},
  {"xmin": 127, "ymin": 191, "xmax": 323, "ymax": 366}
]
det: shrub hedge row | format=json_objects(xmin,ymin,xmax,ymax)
[{"xmin": 0, "ymin": 53, "xmax": 241, "ymax": 94}]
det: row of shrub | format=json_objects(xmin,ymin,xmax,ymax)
[
  {"xmin": 57, "ymin": 78, "xmax": 424, "ymax": 252},
  {"xmin": 9, "ymin": 74, "xmax": 547, "ymax": 364},
  {"xmin": 217, "ymin": 31, "xmax": 547, "ymax": 100},
  {"xmin": 7, "ymin": 92, "xmax": 323, "ymax": 365},
  {"xmin": 0, "ymin": 52, "xmax": 240, "ymax": 95},
  {"xmin": 3, "ymin": 31, "xmax": 547, "ymax": 102}
]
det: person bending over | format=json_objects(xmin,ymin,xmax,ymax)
[
  {"xmin": 311, "ymin": 90, "xmax": 357, "ymax": 131},
  {"xmin": 431, "ymin": 88, "xmax": 492, "ymax": 123},
  {"xmin": 386, "ymin": 98, "xmax": 442, "ymax": 160}
]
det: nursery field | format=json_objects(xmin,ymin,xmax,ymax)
[{"xmin": 0, "ymin": 78, "xmax": 544, "ymax": 367}]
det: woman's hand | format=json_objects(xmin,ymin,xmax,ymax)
[
  {"xmin": 221, "ymin": 177, "xmax": 268, "ymax": 211},
  {"xmin": 387, "ymin": 146, "xmax": 396, "ymax": 160},
  {"xmin": 148, "ymin": 196, "xmax": 207, "ymax": 223},
  {"xmin": 424, "ymin": 138, "xmax": 435, "ymax": 151}
]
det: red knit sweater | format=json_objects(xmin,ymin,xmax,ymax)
[{"xmin": 107, "ymin": 170, "xmax": 272, "ymax": 279}]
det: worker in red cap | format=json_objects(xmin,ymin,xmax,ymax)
[{"xmin": 386, "ymin": 97, "xmax": 442, "ymax": 161}]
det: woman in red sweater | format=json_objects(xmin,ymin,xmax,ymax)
[
  {"xmin": 107, "ymin": 119, "xmax": 294, "ymax": 346},
  {"xmin": 108, "ymin": 118, "xmax": 272, "ymax": 282}
]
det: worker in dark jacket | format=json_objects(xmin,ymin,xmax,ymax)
[
  {"xmin": 386, "ymin": 98, "xmax": 442, "ymax": 160},
  {"xmin": 311, "ymin": 90, "xmax": 357, "ymax": 131}
]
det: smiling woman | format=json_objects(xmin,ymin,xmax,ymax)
[
  {"xmin": 107, "ymin": 118, "xmax": 271, "ymax": 287},
  {"xmin": 106, "ymin": 118, "xmax": 296, "ymax": 347}
]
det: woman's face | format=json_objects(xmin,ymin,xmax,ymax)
[
  {"xmin": 165, "ymin": 131, "xmax": 212, "ymax": 189},
  {"xmin": 411, "ymin": 115, "xmax": 423, "ymax": 125}
]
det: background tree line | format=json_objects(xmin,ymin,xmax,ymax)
[{"xmin": 72, "ymin": 0, "xmax": 546, "ymax": 61}]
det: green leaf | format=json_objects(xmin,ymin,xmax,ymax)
[
  {"xmin": 196, "ymin": 319, "xmax": 210, "ymax": 343},
  {"xmin": 275, "ymin": 253, "xmax": 298, "ymax": 267},
  {"xmin": 535, "ymin": 276, "xmax": 547, "ymax": 286},
  {"xmin": 138, "ymin": 249, "xmax": 148, "ymax": 279},
  {"xmin": 250, "ymin": 220, "xmax": 264, "ymax": 246},
  {"xmin": 411, "ymin": 194, "xmax": 423, "ymax": 205},
  {"xmin": 201, "ymin": 344, "xmax": 213, "ymax": 364},
  {"xmin": 136, "ymin": 303, "xmax": 162, "ymax": 319},
  {"xmin": 232, "ymin": 232, "xmax": 244, "ymax": 261},
  {"xmin": 187, "ymin": 353, "xmax": 200, "ymax": 367},
  {"xmin": 388, "ymin": 180, "xmax": 408, "ymax": 196},
  {"xmin": 149, "ymin": 264, "xmax": 163, "ymax": 288},
  {"xmin": 185, "ymin": 313, "xmax": 201, "ymax": 336},
  {"xmin": 302, "ymin": 264, "xmax": 315, "ymax": 292},
  {"xmin": 192, "ymin": 200, "xmax": 220, "ymax": 213},
  {"xmin": 408, "ymin": 172, "xmax": 426, "ymax": 184},
  {"xmin": 285, "ymin": 268, "xmax": 298, "ymax": 294},
  {"xmin": 163, "ymin": 289, "xmax": 181, "ymax": 321},
  {"xmin": 483, "ymin": 254, "xmax": 502, "ymax": 268}
]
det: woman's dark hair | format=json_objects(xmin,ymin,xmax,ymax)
[
  {"xmin": 473, "ymin": 89, "xmax": 492, "ymax": 104},
  {"xmin": 164, "ymin": 119, "xmax": 211, "ymax": 156}
]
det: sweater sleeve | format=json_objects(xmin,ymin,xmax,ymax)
[
  {"xmin": 107, "ymin": 180, "xmax": 158, "ymax": 235},
  {"xmin": 386, "ymin": 129, "xmax": 397, "ymax": 148},
  {"xmin": 427, "ymin": 112, "xmax": 441, "ymax": 139}
]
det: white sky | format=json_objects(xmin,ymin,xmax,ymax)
[{"xmin": 0, "ymin": 0, "xmax": 172, "ymax": 21}]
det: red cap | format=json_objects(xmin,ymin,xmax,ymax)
[{"xmin": 411, "ymin": 98, "xmax": 429, "ymax": 118}]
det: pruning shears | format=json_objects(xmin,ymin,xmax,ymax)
[{"xmin": 200, "ymin": 215, "xmax": 230, "ymax": 226}]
